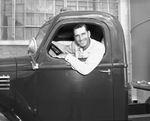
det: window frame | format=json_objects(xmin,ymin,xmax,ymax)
[{"xmin": 43, "ymin": 19, "xmax": 111, "ymax": 66}]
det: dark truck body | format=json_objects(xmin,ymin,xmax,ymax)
[{"xmin": 0, "ymin": 11, "xmax": 128, "ymax": 121}]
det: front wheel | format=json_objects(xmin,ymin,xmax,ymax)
[
  {"xmin": 0, "ymin": 107, "xmax": 21, "ymax": 121},
  {"xmin": 0, "ymin": 113, "xmax": 9, "ymax": 121}
]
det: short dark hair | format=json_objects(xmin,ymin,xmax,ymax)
[{"xmin": 73, "ymin": 24, "xmax": 88, "ymax": 32}]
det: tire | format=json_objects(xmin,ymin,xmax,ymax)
[
  {"xmin": 0, "ymin": 113, "xmax": 9, "ymax": 121},
  {"xmin": 0, "ymin": 106, "xmax": 21, "ymax": 121}
]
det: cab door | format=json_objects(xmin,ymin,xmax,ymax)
[{"xmin": 34, "ymin": 21, "xmax": 113, "ymax": 121}]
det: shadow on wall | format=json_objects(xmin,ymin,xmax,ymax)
[
  {"xmin": 131, "ymin": 19, "xmax": 150, "ymax": 103},
  {"xmin": 131, "ymin": 0, "xmax": 150, "ymax": 103}
]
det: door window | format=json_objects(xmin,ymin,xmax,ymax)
[{"xmin": 48, "ymin": 23, "xmax": 106, "ymax": 59}]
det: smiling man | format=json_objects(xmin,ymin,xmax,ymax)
[{"xmin": 52, "ymin": 24, "xmax": 105, "ymax": 75}]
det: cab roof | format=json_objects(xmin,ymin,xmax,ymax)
[{"xmin": 52, "ymin": 11, "xmax": 116, "ymax": 24}]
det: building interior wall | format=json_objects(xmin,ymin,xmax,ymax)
[
  {"xmin": 0, "ymin": 0, "xmax": 119, "ymax": 41},
  {"xmin": 0, "ymin": 0, "xmax": 119, "ymax": 58}
]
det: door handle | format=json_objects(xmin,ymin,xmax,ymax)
[{"xmin": 99, "ymin": 69, "xmax": 111, "ymax": 74}]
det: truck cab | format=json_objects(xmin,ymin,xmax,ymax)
[{"xmin": 0, "ymin": 11, "xmax": 128, "ymax": 121}]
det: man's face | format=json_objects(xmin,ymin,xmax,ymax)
[{"xmin": 74, "ymin": 26, "xmax": 90, "ymax": 49}]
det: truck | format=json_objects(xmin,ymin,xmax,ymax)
[{"xmin": 0, "ymin": 11, "xmax": 130, "ymax": 121}]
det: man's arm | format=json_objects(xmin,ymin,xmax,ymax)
[{"xmin": 65, "ymin": 43, "xmax": 105, "ymax": 75}]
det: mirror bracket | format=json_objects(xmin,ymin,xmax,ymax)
[{"xmin": 30, "ymin": 55, "xmax": 39, "ymax": 69}]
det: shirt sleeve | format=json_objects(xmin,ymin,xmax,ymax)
[{"xmin": 65, "ymin": 43, "xmax": 105, "ymax": 75}]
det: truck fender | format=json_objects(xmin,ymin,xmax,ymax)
[
  {"xmin": 0, "ymin": 104, "xmax": 21, "ymax": 121},
  {"xmin": 0, "ymin": 91, "xmax": 40, "ymax": 121}
]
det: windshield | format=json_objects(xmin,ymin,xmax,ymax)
[{"xmin": 35, "ymin": 21, "xmax": 50, "ymax": 49}]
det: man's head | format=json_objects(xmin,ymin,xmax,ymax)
[{"xmin": 73, "ymin": 24, "xmax": 91, "ymax": 50}]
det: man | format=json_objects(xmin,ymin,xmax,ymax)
[{"xmin": 52, "ymin": 24, "xmax": 105, "ymax": 75}]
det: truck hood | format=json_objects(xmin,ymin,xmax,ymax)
[
  {"xmin": 0, "ymin": 57, "xmax": 16, "ymax": 91},
  {"xmin": 0, "ymin": 56, "xmax": 33, "ymax": 91},
  {"xmin": 0, "ymin": 56, "xmax": 33, "ymax": 72},
  {"xmin": 0, "ymin": 57, "xmax": 16, "ymax": 72},
  {"xmin": 15, "ymin": 56, "xmax": 33, "ymax": 71}
]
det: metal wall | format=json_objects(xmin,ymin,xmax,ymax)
[{"xmin": 130, "ymin": 0, "xmax": 150, "ymax": 103}]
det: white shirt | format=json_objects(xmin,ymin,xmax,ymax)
[{"xmin": 53, "ymin": 39, "xmax": 105, "ymax": 75}]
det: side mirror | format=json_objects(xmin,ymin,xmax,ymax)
[
  {"xmin": 28, "ymin": 37, "xmax": 38, "ymax": 69},
  {"xmin": 28, "ymin": 37, "xmax": 37, "ymax": 55}
]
